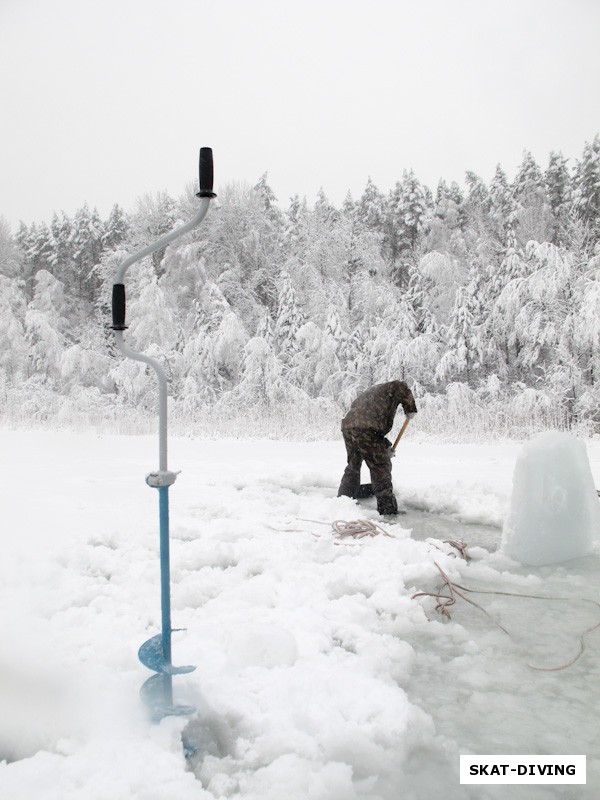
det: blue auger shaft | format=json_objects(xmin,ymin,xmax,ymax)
[{"xmin": 159, "ymin": 484, "xmax": 173, "ymax": 704}]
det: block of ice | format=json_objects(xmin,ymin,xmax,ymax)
[{"xmin": 501, "ymin": 431, "xmax": 600, "ymax": 566}]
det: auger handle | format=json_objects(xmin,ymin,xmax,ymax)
[
  {"xmin": 197, "ymin": 147, "xmax": 216, "ymax": 198},
  {"xmin": 112, "ymin": 283, "xmax": 127, "ymax": 331},
  {"xmin": 392, "ymin": 417, "xmax": 411, "ymax": 451}
]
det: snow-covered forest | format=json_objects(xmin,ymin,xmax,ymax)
[{"xmin": 2, "ymin": 135, "xmax": 600, "ymax": 439}]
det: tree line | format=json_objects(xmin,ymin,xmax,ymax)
[{"xmin": 1, "ymin": 135, "xmax": 599, "ymax": 439}]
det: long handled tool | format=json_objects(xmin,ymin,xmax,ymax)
[
  {"xmin": 391, "ymin": 416, "xmax": 411, "ymax": 452},
  {"xmin": 111, "ymin": 147, "xmax": 216, "ymax": 722}
]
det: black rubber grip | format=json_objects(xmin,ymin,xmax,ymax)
[
  {"xmin": 197, "ymin": 147, "xmax": 217, "ymax": 198},
  {"xmin": 111, "ymin": 283, "xmax": 128, "ymax": 330}
]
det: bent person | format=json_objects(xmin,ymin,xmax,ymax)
[{"xmin": 337, "ymin": 380, "xmax": 417, "ymax": 515}]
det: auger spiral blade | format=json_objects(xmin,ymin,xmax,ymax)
[
  {"xmin": 140, "ymin": 674, "xmax": 196, "ymax": 722},
  {"xmin": 138, "ymin": 634, "xmax": 196, "ymax": 675},
  {"xmin": 138, "ymin": 635, "xmax": 196, "ymax": 721}
]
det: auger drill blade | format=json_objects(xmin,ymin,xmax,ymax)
[
  {"xmin": 140, "ymin": 674, "xmax": 196, "ymax": 722},
  {"xmin": 138, "ymin": 634, "xmax": 195, "ymax": 675},
  {"xmin": 138, "ymin": 635, "xmax": 196, "ymax": 721}
]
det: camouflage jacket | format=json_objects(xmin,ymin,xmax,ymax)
[{"xmin": 341, "ymin": 380, "xmax": 417, "ymax": 435}]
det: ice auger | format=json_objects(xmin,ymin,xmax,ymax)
[{"xmin": 111, "ymin": 147, "xmax": 216, "ymax": 721}]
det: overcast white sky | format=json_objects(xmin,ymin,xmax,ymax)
[{"xmin": 1, "ymin": 0, "xmax": 599, "ymax": 228}]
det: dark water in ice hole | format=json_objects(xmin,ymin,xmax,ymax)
[
  {"xmin": 351, "ymin": 497, "xmax": 502, "ymax": 553},
  {"xmin": 399, "ymin": 509, "xmax": 502, "ymax": 552}
]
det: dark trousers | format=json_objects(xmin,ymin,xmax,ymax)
[{"xmin": 337, "ymin": 429, "xmax": 398, "ymax": 515}]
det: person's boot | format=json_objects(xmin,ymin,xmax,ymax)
[
  {"xmin": 376, "ymin": 491, "xmax": 400, "ymax": 516},
  {"xmin": 338, "ymin": 468, "xmax": 360, "ymax": 499},
  {"xmin": 355, "ymin": 483, "xmax": 374, "ymax": 499}
]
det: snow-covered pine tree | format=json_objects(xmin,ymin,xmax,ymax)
[
  {"xmin": 108, "ymin": 259, "xmax": 181, "ymax": 407},
  {"xmin": 129, "ymin": 191, "xmax": 177, "ymax": 272},
  {"xmin": 339, "ymin": 195, "xmax": 384, "ymax": 296},
  {"xmin": 70, "ymin": 203, "xmax": 105, "ymax": 302},
  {"xmin": 358, "ymin": 177, "xmax": 385, "ymax": 232},
  {"xmin": 283, "ymin": 194, "xmax": 309, "ymax": 257},
  {"xmin": 386, "ymin": 171, "xmax": 430, "ymax": 284},
  {"xmin": 255, "ymin": 305, "xmax": 275, "ymax": 344},
  {"xmin": 462, "ymin": 171, "xmax": 497, "ymax": 268},
  {"xmin": 254, "ymin": 173, "xmax": 283, "ymax": 224},
  {"xmin": 178, "ymin": 281, "xmax": 248, "ymax": 405},
  {"xmin": 324, "ymin": 303, "xmax": 345, "ymax": 355},
  {"xmin": 0, "ymin": 218, "xmax": 22, "ymax": 280},
  {"xmin": 572, "ymin": 251, "xmax": 600, "ymax": 418},
  {"xmin": 478, "ymin": 219, "xmax": 524, "ymax": 383},
  {"xmin": 24, "ymin": 270, "xmax": 69, "ymax": 384},
  {"xmin": 289, "ymin": 321, "xmax": 333, "ymax": 397},
  {"xmin": 227, "ymin": 335, "xmax": 289, "ymax": 410},
  {"xmin": 435, "ymin": 274, "xmax": 484, "ymax": 386},
  {"xmin": 416, "ymin": 250, "xmax": 467, "ymax": 328},
  {"xmin": 513, "ymin": 150, "xmax": 545, "ymax": 200},
  {"xmin": 313, "ymin": 188, "xmax": 339, "ymax": 227},
  {"xmin": 489, "ymin": 258, "xmax": 528, "ymax": 380},
  {"xmin": 158, "ymin": 241, "xmax": 209, "ymax": 347},
  {"xmin": 61, "ymin": 326, "xmax": 115, "ymax": 396},
  {"xmin": 0, "ymin": 275, "xmax": 28, "ymax": 383},
  {"xmin": 492, "ymin": 241, "xmax": 574, "ymax": 385},
  {"xmin": 572, "ymin": 134, "xmax": 600, "ymax": 245},
  {"xmin": 404, "ymin": 260, "xmax": 437, "ymax": 336},
  {"xmin": 31, "ymin": 223, "xmax": 55, "ymax": 274},
  {"xmin": 211, "ymin": 310, "xmax": 249, "ymax": 387},
  {"xmin": 341, "ymin": 191, "xmax": 355, "ymax": 218},
  {"xmin": 206, "ymin": 181, "xmax": 283, "ymax": 316},
  {"xmin": 49, "ymin": 211, "xmax": 74, "ymax": 285},
  {"xmin": 545, "ymin": 151, "xmax": 572, "ymax": 242},
  {"xmin": 15, "ymin": 222, "xmax": 33, "ymax": 297},
  {"xmin": 125, "ymin": 261, "xmax": 178, "ymax": 354},
  {"xmin": 424, "ymin": 180, "xmax": 467, "ymax": 258},
  {"xmin": 102, "ymin": 204, "xmax": 129, "ymax": 250},
  {"xmin": 464, "ymin": 171, "xmax": 491, "ymax": 213},
  {"xmin": 512, "ymin": 151, "xmax": 554, "ymax": 245},
  {"xmin": 339, "ymin": 323, "xmax": 366, "ymax": 390},
  {"xmin": 297, "ymin": 198, "xmax": 360, "ymax": 324},
  {"xmin": 489, "ymin": 164, "xmax": 516, "ymax": 245},
  {"xmin": 15, "ymin": 222, "xmax": 55, "ymax": 299},
  {"xmin": 366, "ymin": 295, "xmax": 412, "ymax": 384},
  {"xmin": 247, "ymin": 174, "xmax": 285, "ymax": 308},
  {"xmin": 486, "ymin": 217, "xmax": 527, "ymax": 304},
  {"xmin": 273, "ymin": 268, "xmax": 306, "ymax": 362}
]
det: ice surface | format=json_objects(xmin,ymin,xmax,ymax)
[
  {"xmin": 1, "ymin": 431, "xmax": 599, "ymax": 800},
  {"xmin": 501, "ymin": 431, "xmax": 600, "ymax": 565}
]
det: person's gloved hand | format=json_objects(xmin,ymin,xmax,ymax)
[
  {"xmin": 384, "ymin": 437, "xmax": 395, "ymax": 459},
  {"xmin": 405, "ymin": 411, "xmax": 417, "ymax": 420}
]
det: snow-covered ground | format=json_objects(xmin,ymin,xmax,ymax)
[{"xmin": 1, "ymin": 428, "xmax": 599, "ymax": 799}]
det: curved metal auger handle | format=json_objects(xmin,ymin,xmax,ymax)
[{"xmin": 111, "ymin": 147, "xmax": 216, "ymax": 723}]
